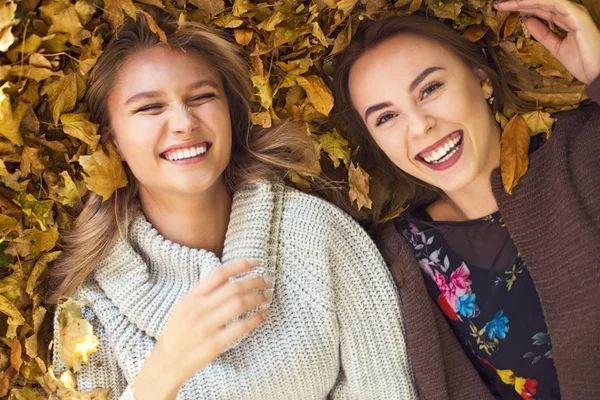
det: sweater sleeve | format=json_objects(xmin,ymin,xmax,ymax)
[
  {"xmin": 52, "ymin": 301, "xmax": 130, "ymax": 399},
  {"xmin": 326, "ymin": 210, "xmax": 417, "ymax": 400},
  {"xmin": 585, "ymin": 74, "xmax": 600, "ymax": 104}
]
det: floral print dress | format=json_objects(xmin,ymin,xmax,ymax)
[{"xmin": 395, "ymin": 210, "xmax": 560, "ymax": 399}]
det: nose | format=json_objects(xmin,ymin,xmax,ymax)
[
  {"xmin": 407, "ymin": 107, "xmax": 435, "ymax": 138},
  {"xmin": 168, "ymin": 105, "xmax": 198, "ymax": 135}
]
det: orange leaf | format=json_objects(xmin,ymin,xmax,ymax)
[
  {"xmin": 10, "ymin": 338, "xmax": 22, "ymax": 373},
  {"xmin": 500, "ymin": 114, "xmax": 530, "ymax": 194},
  {"xmin": 348, "ymin": 162, "xmax": 373, "ymax": 210}
]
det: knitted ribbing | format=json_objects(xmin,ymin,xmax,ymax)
[{"xmin": 54, "ymin": 181, "xmax": 417, "ymax": 400}]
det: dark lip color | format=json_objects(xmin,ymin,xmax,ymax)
[
  {"xmin": 160, "ymin": 139, "xmax": 212, "ymax": 156},
  {"xmin": 415, "ymin": 130, "xmax": 463, "ymax": 160},
  {"xmin": 417, "ymin": 135, "xmax": 464, "ymax": 172}
]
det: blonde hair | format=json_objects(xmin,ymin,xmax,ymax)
[{"xmin": 47, "ymin": 10, "xmax": 320, "ymax": 302}]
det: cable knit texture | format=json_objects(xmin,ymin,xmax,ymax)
[
  {"xmin": 53, "ymin": 181, "xmax": 417, "ymax": 400},
  {"xmin": 377, "ymin": 75, "xmax": 600, "ymax": 400}
]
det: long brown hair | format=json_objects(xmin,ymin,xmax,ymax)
[
  {"xmin": 333, "ymin": 15, "xmax": 535, "ymax": 227},
  {"xmin": 47, "ymin": 11, "xmax": 320, "ymax": 302}
]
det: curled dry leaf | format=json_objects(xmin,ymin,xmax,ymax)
[
  {"xmin": 348, "ymin": 162, "xmax": 372, "ymax": 211},
  {"xmin": 78, "ymin": 142, "xmax": 128, "ymax": 202},
  {"xmin": 295, "ymin": 75, "xmax": 334, "ymax": 116},
  {"xmin": 500, "ymin": 114, "xmax": 531, "ymax": 194}
]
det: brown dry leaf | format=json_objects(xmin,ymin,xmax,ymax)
[
  {"xmin": 39, "ymin": 0, "xmax": 88, "ymax": 46},
  {"xmin": 57, "ymin": 171, "xmax": 85, "ymax": 206},
  {"xmin": 232, "ymin": 0, "xmax": 252, "ymax": 17},
  {"xmin": 102, "ymin": 0, "xmax": 139, "ymax": 30},
  {"xmin": 516, "ymin": 40, "xmax": 572, "ymax": 81},
  {"xmin": 213, "ymin": 14, "xmax": 243, "ymax": 28},
  {"xmin": 20, "ymin": 146, "xmax": 45, "ymax": 177},
  {"xmin": 138, "ymin": 10, "xmax": 168, "ymax": 43},
  {"xmin": 234, "ymin": 29, "xmax": 253, "ymax": 45},
  {"xmin": 319, "ymin": 129, "xmax": 351, "ymax": 168},
  {"xmin": 425, "ymin": 0, "xmax": 462, "ymax": 20},
  {"xmin": 503, "ymin": 13, "xmax": 520, "ymax": 39},
  {"xmin": 0, "ymin": 214, "xmax": 18, "ymax": 235},
  {"xmin": 250, "ymin": 111, "xmax": 272, "ymax": 128},
  {"xmin": 463, "ymin": 25, "xmax": 488, "ymax": 42},
  {"xmin": 257, "ymin": 11, "xmax": 285, "ymax": 31},
  {"xmin": 26, "ymin": 251, "xmax": 62, "ymax": 295},
  {"xmin": 500, "ymin": 114, "xmax": 530, "ymax": 194},
  {"xmin": 0, "ymin": 292, "xmax": 25, "ymax": 325},
  {"xmin": 6, "ymin": 34, "xmax": 44, "ymax": 63},
  {"xmin": 296, "ymin": 75, "xmax": 334, "ymax": 116},
  {"xmin": 330, "ymin": 19, "xmax": 352, "ymax": 56},
  {"xmin": 41, "ymin": 73, "xmax": 86, "ymax": 124},
  {"xmin": 348, "ymin": 162, "xmax": 372, "ymax": 211},
  {"xmin": 25, "ymin": 334, "xmax": 38, "ymax": 358},
  {"xmin": 10, "ymin": 338, "xmax": 22, "ymax": 373},
  {"xmin": 337, "ymin": 0, "xmax": 359, "ymax": 15},
  {"xmin": 57, "ymin": 299, "xmax": 100, "ymax": 372},
  {"xmin": 60, "ymin": 113, "xmax": 100, "ymax": 150},
  {"xmin": 79, "ymin": 142, "xmax": 128, "ymax": 201},
  {"xmin": 522, "ymin": 110, "xmax": 556, "ymax": 138},
  {"xmin": 189, "ymin": 0, "xmax": 225, "ymax": 18}
]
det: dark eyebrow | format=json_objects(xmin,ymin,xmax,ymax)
[
  {"xmin": 125, "ymin": 80, "xmax": 220, "ymax": 105},
  {"xmin": 364, "ymin": 102, "xmax": 392, "ymax": 121},
  {"xmin": 409, "ymin": 66, "xmax": 444, "ymax": 92}
]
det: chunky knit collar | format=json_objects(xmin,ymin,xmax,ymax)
[{"xmin": 93, "ymin": 181, "xmax": 284, "ymax": 340}]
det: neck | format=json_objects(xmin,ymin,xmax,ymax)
[{"xmin": 138, "ymin": 179, "xmax": 232, "ymax": 256}]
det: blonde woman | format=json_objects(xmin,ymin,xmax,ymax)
[{"xmin": 48, "ymin": 10, "xmax": 416, "ymax": 400}]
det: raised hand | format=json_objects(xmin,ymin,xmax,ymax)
[
  {"xmin": 132, "ymin": 259, "xmax": 272, "ymax": 400},
  {"xmin": 495, "ymin": 0, "xmax": 600, "ymax": 85}
]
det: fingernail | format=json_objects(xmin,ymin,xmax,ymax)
[
  {"xmin": 264, "ymin": 275, "xmax": 274, "ymax": 286},
  {"xmin": 248, "ymin": 259, "xmax": 260, "ymax": 267},
  {"xmin": 264, "ymin": 291, "xmax": 273, "ymax": 301}
]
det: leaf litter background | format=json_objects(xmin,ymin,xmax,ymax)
[{"xmin": 0, "ymin": 0, "xmax": 598, "ymax": 397}]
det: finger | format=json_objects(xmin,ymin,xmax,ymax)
[
  {"xmin": 494, "ymin": 0, "xmax": 588, "ymax": 31},
  {"xmin": 202, "ymin": 275, "xmax": 273, "ymax": 312},
  {"xmin": 202, "ymin": 291, "xmax": 271, "ymax": 332},
  {"xmin": 524, "ymin": 17, "xmax": 562, "ymax": 53},
  {"xmin": 207, "ymin": 310, "xmax": 268, "ymax": 356},
  {"xmin": 190, "ymin": 259, "xmax": 260, "ymax": 296}
]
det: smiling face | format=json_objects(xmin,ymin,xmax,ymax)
[
  {"xmin": 348, "ymin": 34, "xmax": 501, "ymax": 196},
  {"xmin": 107, "ymin": 47, "xmax": 232, "ymax": 200}
]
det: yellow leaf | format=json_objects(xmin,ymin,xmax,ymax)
[
  {"xmin": 24, "ymin": 335, "xmax": 37, "ymax": 359},
  {"xmin": 319, "ymin": 129, "xmax": 351, "ymax": 168},
  {"xmin": 0, "ymin": 214, "xmax": 18, "ymax": 234},
  {"xmin": 521, "ymin": 110, "xmax": 555, "ymax": 138},
  {"xmin": 330, "ymin": 22, "xmax": 352, "ymax": 56},
  {"xmin": 138, "ymin": 10, "xmax": 167, "ymax": 44},
  {"xmin": 74, "ymin": 0, "xmax": 96, "ymax": 25},
  {"xmin": 26, "ymin": 251, "xmax": 62, "ymax": 295},
  {"xmin": 213, "ymin": 14, "xmax": 243, "ymax": 28},
  {"xmin": 40, "ymin": 73, "xmax": 86, "ymax": 124},
  {"xmin": 6, "ymin": 34, "xmax": 43, "ymax": 63},
  {"xmin": 0, "ymin": 83, "xmax": 26, "ymax": 145},
  {"xmin": 57, "ymin": 170, "xmax": 85, "ymax": 206},
  {"xmin": 348, "ymin": 162, "xmax": 372, "ymax": 211},
  {"xmin": 10, "ymin": 338, "xmax": 22, "ymax": 373},
  {"xmin": 9, "ymin": 64, "xmax": 63, "ymax": 81},
  {"xmin": 39, "ymin": 0, "xmax": 88, "ymax": 46},
  {"xmin": 500, "ymin": 114, "xmax": 530, "ymax": 194},
  {"xmin": 257, "ymin": 11, "xmax": 285, "ymax": 31},
  {"xmin": 296, "ymin": 75, "xmax": 334, "ymax": 116},
  {"xmin": 79, "ymin": 142, "xmax": 128, "ymax": 201},
  {"xmin": 503, "ymin": 13, "xmax": 519, "ymax": 39},
  {"xmin": 233, "ymin": 0, "xmax": 253, "ymax": 17},
  {"xmin": 311, "ymin": 22, "xmax": 330, "ymax": 47},
  {"xmin": 426, "ymin": 0, "xmax": 462, "ymax": 20},
  {"xmin": 20, "ymin": 146, "xmax": 45, "ymax": 177},
  {"xmin": 29, "ymin": 53, "xmax": 52, "ymax": 69},
  {"xmin": 250, "ymin": 74, "xmax": 273, "ymax": 110},
  {"xmin": 103, "ymin": 0, "xmax": 138, "ymax": 30},
  {"xmin": 60, "ymin": 113, "xmax": 100, "ymax": 150},
  {"xmin": 250, "ymin": 111, "xmax": 272, "ymax": 128},
  {"xmin": 234, "ymin": 29, "xmax": 253, "ymax": 46},
  {"xmin": 189, "ymin": 0, "xmax": 225, "ymax": 18},
  {"xmin": 0, "ymin": 0, "xmax": 18, "ymax": 52},
  {"xmin": 0, "ymin": 294, "xmax": 25, "ymax": 325},
  {"xmin": 57, "ymin": 298, "xmax": 100, "ymax": 372},
  {"xmin": 31, "ymin": 227, "xmax": 60, "ymax": 254},
  {"xmin": 516, "ymin": 40, "xmax": 572, "ymax": 81},
  {"xmin": 337, "ymin": 0, "xmax": 359, "ymax": 15},
  {"xmin": 516, "ymin": 88, "xmax": 585, "ymax": 107}
]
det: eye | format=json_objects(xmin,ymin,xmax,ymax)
[
  {"xmin": 420, "ymin": 81, "xmax": 443, "ymax": 100},
  {"xmin": 375, "ymin": 112, "xmax": 397, "ymax": 127},
  {"xmin": 189, "ymin": 92, "xmax": 216, "ymax": 104},
  {"xmin": 134, "ymin": 104, "xmax": 164, "ymax": 113}
]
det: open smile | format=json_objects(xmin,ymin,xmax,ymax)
[
  {"xmin": 415, "ymin": 130, "xmax": 464, "ymax": 171},
  {"xmin": 160, "ymin": 140, "xmax": 212, "ymax": 164}
]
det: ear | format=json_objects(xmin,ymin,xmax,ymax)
[{"xmin": 473, "ymin": 68, "xmax": 494, "ymax": 100}]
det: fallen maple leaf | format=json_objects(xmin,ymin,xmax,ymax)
[
  {"xmin": 522, "ymin": 110, "xmax": 556, "ymax": 138},
  {"xmin": 319, "ymin": 129, "xmax": 351, "ymax": 168},
  {"xmin": 60, "ymin": 113, "xmax": 100, "ymax": 150},
  {"xmin": 40, "ymin": 73, "xmax": 86, "ymax": 124},
  {"xmin": 348, "ymin": 162, "xmax": 373, "ymax": 211},
  {"xmin": 500, "ymin": 114, "xmax": 530, "ymax": 194},
  {"xmin": 78, "ymin": 142, "xmax": 128, "ymax": 201},
  {"xmin": 296, "ymin": 75, "xmax": 334, "ymax": 116}
]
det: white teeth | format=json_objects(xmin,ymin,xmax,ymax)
[
  {"xmin": 421, "ymin": 134, "xmax": 462, "ymax": 164},
  {"xmin": 164, "ymin": 145, "xmax": 209, "ymax": 161}
]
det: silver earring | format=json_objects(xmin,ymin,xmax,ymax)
[{"xmin": 488, "ymin": 96, "xmax": 494, "ymax": 105}]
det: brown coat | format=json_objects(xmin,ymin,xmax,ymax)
[{"xmin": 378, "ymin": 76, "xmax": 600, "ymax": 400}]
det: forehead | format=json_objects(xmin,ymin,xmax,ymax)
[
  {"xmin": 112, "ymin": 47, "xmax": 221, "ymax": 94},
  {"xmin": 348, "ymin": 34, "xmax": 466, "ymax": 104}
]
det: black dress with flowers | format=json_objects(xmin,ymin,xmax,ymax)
[{"xmin": 395, "ymin": 210, "xmax": 560, "ymax": 399}]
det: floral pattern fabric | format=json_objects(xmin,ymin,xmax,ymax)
[{"xmin": 396, "ymin": 211, "xmax": 560, "ymax": 399}]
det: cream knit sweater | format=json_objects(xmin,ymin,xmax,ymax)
[{"xmin": 53, "ymin": 181, "xmax": 416, "ymax": 399}]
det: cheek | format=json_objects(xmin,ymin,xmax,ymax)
[{"xmin": 371, "ymin": 131, "xmax": 412, "ymax": 169}]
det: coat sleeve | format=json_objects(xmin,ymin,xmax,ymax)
[{"xmin": 325, "ymin": 209, "xmax": 417, "ymax": 400}]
